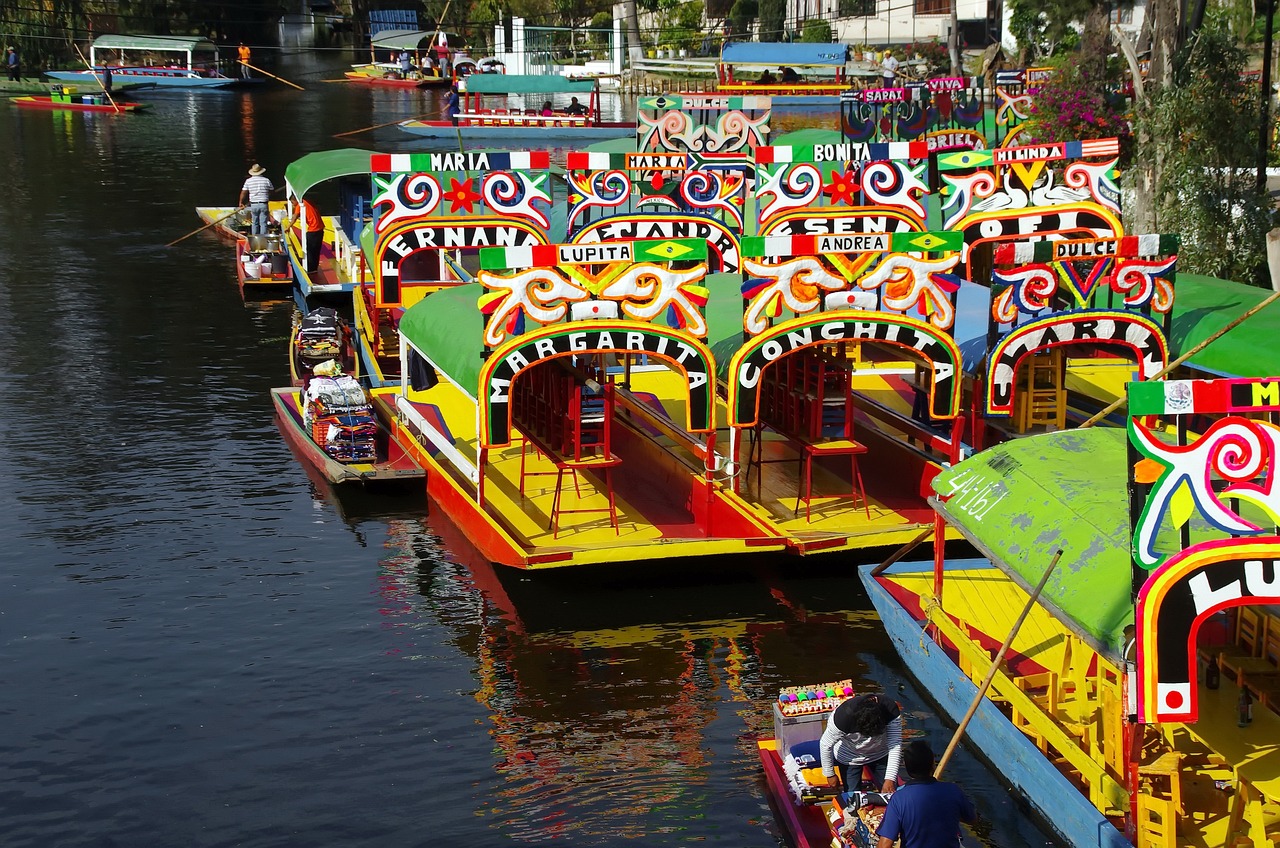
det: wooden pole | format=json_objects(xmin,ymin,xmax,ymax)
[
  {"xmin": 934, "ymin": 549, "xmax": 1063, "ymax": 778},
  {"xmin": 73, "ymin": 43, "xmax": 120, "ymax": 113},
  {"xmin": 332, "ymin": 105, "xmax": 446, "ymax": 138},
  {"xmin": 870, "ymin": 526, "xmax": 933, "ymax": 577},
  {"xmin": 1078, "ymin": 289, "xmax": 1280, "ymax": 429},
  {"xmin": 241, "ymin": 61, "xmax": 305, "ymax": 91},
  {"xmin": 167, "ymin": 206, "xmax": 248, "ymax": 247}
]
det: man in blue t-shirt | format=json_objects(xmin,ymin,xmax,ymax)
[{"xmin": 876, "ymin": 740, "xmax": 977, "ymax": 848}]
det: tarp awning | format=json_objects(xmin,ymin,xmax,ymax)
[
  {"xmin": 284, "ymin": 149, "xmax": 376, "ymax": 200},
  {"xmin": 720, "ymin": 42, "xmax": 849, "ymax": 67},
  {"xmin": 462, "ymin": 73, "xmax": 596, "ymax": 94},
  {"xmin": 1170, "ymin": 273, "xmax": 1280, "ymax": 377},
  {"xmin": 91, "ymin": 34, "xmax": 218, "ymax": 53},
  {"xmin": 371, "ymin": 30, "xmax": 442, "ymax": 50}
]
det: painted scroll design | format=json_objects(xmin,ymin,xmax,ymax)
[
  {"xmin": 756, "ymin": 160, "xmax": 927, "ymax": 227},
  {"xmin": 991, "ymin": 257, "xmax": 1176, "ymax": 323},
  {"xmin": 637, "ymin": 107, "xmax": 770, "ymax": 154},
  {"xmin": 477, "ymin": 263, "xmax": 710, "ymax": 347},
  {"xmin": 739, "ymin": 252, "xmax": 962, "ymax": 335},
  {"xmin": 373, "ymin": 170, "xmax": 551, "ymax": 233},
  {"xmin": 939, "ymin": 157, "xmax": 1120, "ymax": 230},
  {"xmin": 1130, "ymin": 415, "xmax": 1280, "ymax": 570}
]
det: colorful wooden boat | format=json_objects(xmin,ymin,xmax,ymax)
[
  {"xmin": 45, "ymin": 35, "xmax": 257, "ymax": 89},
  {"xmin": 235, "ymin": 235, "xmax": 293, "ymax": 295},
  {"xmin": 13, "ymin": 91, "xmax": 148, "ymax": 113},
  {"xmin": 289, "ymin": 307, "xmax": 356, "ymax": 386},
  {"xmin": 716, "ymin": 42, "xmax": 853, "ymax": 96},
  {"xmin": 0, "ymin": 78, "xmax": 154, "ymax": 96},
  {"xmin": 195, "ymin": 202, "xmax": 290, "ymax": 242},
  {"xmin": 272, "ymin": 381, "xmax": 423, "ymax": 485},
  {"xmin": 343, "ymin": 29, "xmax": 457, "ymax": 88},
  {"xmin": 861, "ymin": 374, "xmax": 1280, "ymax": 848},
  {"xmin": 397, "ymin": 74, "xmax": 634, "ymax": 140},
  {"xmin": 281, "ymin": 148, "xmax": 375, "ymax": 303}
]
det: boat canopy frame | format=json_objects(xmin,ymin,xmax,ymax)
[{"xmin": 89, "ymin": 34, "xmax": 220, "ymax": 70}]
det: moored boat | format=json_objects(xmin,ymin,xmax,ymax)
[
  {"xmin": 860, "ymin": 375, "xmax": 1280, "ymax": 848},
  {"xmin": 272, "ymin": 377, "xmax": 423, "ymax": 486},
  {"xmin": 398, "ymin": 74, "xmax": 634, "ymax": 140},
  {"xmin": 13, "ymin": 89, "xmax": 148, "ymax": 113},
  {"xmin": 343, "ymin": 29, "xmax": 455, "ymax": 88},
  {"xmin": 45, "ymin": 34, "xmax": 255, "ymax": 89},
  {"xmin": 289, "ymin": 307, "xmax": 356, "ymax": 386},
  {"xmin": 235, "ymin": 235, "xmax": 293, "ymax": 294},
  {"xmin": 281, "ymin": 148, "xmax": 374, "ymax": 303}
]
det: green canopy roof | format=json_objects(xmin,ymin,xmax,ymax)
[
  {"xmin": 1170, "ymin": 273, "xmax": 1280, "ymax": 377},
  {"xmin": 284, "ymin": 149, "xmax": 375, "ymax": 200},
  {"xmin": 91, "ymin": 34, "xmax": 217, "ymax": 53},
  {"xmin": 462, "ymin": 74, "xmax": 597, "ymax": 95}
]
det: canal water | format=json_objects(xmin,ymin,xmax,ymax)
[{"xmin": 0, "ymin": 53, "xmax": 1059, "ymax": 847}]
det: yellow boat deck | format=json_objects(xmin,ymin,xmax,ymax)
[
  {"xmin": 389, "ymin": 369, "xmax": 782, "ymax": 564},
  {"xmin": 884, "ymin": 566, "xmax": 1280, "ymax": 847}
]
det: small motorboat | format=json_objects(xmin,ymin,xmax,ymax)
[
  {"xmin": 13, "ymin": 88, "xmax": 148, "ymax": 113},
  {"xmin": 272, "ymin": 374, "xmax": 424, "ymax": 486},
  {"xmin": 289, "ymin": 307, "xmax": 356, "ymax": 386}
]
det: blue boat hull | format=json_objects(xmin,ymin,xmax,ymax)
[
  {"xmin": 45, "ymin": 70, "xmax": 254, "ymax": 89},
  {"xmin": 857, "ymin": 560, "xmax": 1130, "ymax": 848}
]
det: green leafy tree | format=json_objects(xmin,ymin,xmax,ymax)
[
  {"xmin": 800, "ymin": 19, "xmax": 831, "ymax": 42},
  {"xmin": 1133, "ymin": 21, "xmax": 1274, "ymax": 282},
  {"xmin": 727, "ymin": 0, "xmax": 757, "ymax": 39},
  {"xmin": 758, "ymin": 0, "xmax": 784, "ymax": 41}
]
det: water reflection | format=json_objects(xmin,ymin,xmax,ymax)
[{"xmin": 367, "ymin": 517, "xmax": 1056, "ymax": 847}]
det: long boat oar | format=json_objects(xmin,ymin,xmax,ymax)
[
  {"xmin": 241, "ymin": 60, "xmax": 305, "ymax": 91},
  {"xmin": 870, "ymin": 526, "xmax": 933, "ymax": 577},
  {"xmin": 1078, "ymin": 288, "xmax": 1280, "ymax": 429},
  {"xmin": 167, "ymin": 206, "xmax": 249, "ymax": 247},
  {"xmin": 333, "ymin": 105, "xmax": 446, "ymax": 138},
  {"xmin": 933, "ymin": 548, "xmax": 1063, "ymax": 779},
  {"xmin": 73, "ymin": 43, "xmax": 120, "ymax": 114}
]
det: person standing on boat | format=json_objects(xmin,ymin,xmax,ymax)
[
  {"xmin": 398, "ymin": 51, "xmax": 414, "ymax": 77},
  {"xmin": 820, "ymin": 691, "xmax": 903, "ymax": 794},
  {"xmin": 286, "ymin": 198, "xmax": 324, "ymax": 275},
  {"xmin": 880, "ymin": 49, "xmax": 899, "ymax": 88},
  {"xmin": 445, "ymin": 85, "xmax": 460, "ymax": 125},
  {"xmin": 6, "ymin": 47, "xmax": 19, "ymax": 82},
  {"xmin": 239, "ymin": 164, "xmax": 274, "ymax": 236},
  {"xmin": 237, "ymin": 42, "xmax": 252, "ymax": 79},
  {"xmin": 875, "ymin": 740, "xmax": 976, "ymax": 848}
]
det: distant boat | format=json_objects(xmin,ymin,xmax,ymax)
[
  {"xmin": 46, "ymin": 34, "xmax": 259, "ymax": 89},
  {"xmin": 344, "ymin": 29, "xmax": 454, "ymax": 88},
  {"xmin": 398, "ymin": 74, "xmax": 634, "ymax": 140},
  {"xmin": 13, "ymin": 90, "xmax": 148, "ymax": 113}
]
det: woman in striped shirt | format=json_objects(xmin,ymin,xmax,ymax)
[{"xmin": 820, "ymin": 692, "xmax": 904, "ymax": 794}]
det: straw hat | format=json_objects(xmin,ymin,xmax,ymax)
[{"xmin": 248, "ymin": 164, "xmax": 265, "ymax": 176}]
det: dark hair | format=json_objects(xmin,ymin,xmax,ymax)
[
  {"xmin": 902, "ymin": 740, "xmax": 935, "ymax": 779},
  {"xmin": 841, "ymin": 694, "xmax": 892, "ymax": 736}
]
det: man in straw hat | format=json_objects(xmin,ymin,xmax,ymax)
[
  {"xmin": 238, "ymin": 164, "xmax": 275, "ymax": 236},
  {"xmin": 6, "ymin": 47, "xmax": 19, "ymax": 82}
]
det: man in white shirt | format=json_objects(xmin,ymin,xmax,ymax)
[
  {"xmin": 238, "ymin": 164, "xmax": 274, "ymax": 236},
  {"xmin": 881, "ymin": 49, "xmax": 899, "ymax": 88}
]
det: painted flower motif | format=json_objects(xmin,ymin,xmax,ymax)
[
  {"xmin": 822, "ymin": 169, "xmax": 860, "ymax": 205},
  {"xmin": 445, "ymin": 177, "xmax": 481, "ymax": 213}
]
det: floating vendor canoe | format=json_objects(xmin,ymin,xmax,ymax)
[
  {"xmin": 13, "ymin": 91, "xmax": 148, "ymax": 113},
  {"xmin": 195, "ymin": 202, "xmax": 289, "ymax": 242},
  {"xmin": 398, "ymin": 74, "xmax": 634, "ymax": 141},
  {"xmin": 861, "ymin": 375, "xmax": 1280, "ymax": 848},
  {"xmin": 757, "ymin": 679, "xmax": 900, "ymax": 848},
  {"xmin": 272, "ymin": 379, "xmax": 423, "ymax": 486},
  {"xmin": 235, "ymin": 234, "xmax": 293, "ymax": 295},
  {"xmin": 289, "ymin": 306, "xmax": 357, "ymax": 387},
  {"xmin": 342, "ymin": 29, "xmax": 457, "ymax": 88}
]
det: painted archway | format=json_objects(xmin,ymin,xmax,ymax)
[
  {"xmin": 479, "ymin": 320, "xmax": 716, "ymax": 447},
  {"xmin": 374, "ymin": 215, "xmax": 549, "ymax": 306},
  {"xmin": 1135, "ymin": 538, "xmax": 1280, "ymax": 723},
  {"xmin": 954, "ymin": 204, "xmax": 1124, "ymax": 276},
  {"xmin": 727, "ymin": 311, "xmax": 963, "ymax": 426},
  {"xmin": 984, "ymin": 311, "xmax": 1167, "ymax": 416}
]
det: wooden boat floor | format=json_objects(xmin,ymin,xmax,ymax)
[{"xmin": 399, "ymin": 374, "xmax": 734, "ymax": 549}]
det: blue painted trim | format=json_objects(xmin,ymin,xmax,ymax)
[{"xmin": 858, "ymin": 563, "xmax": 1129, "ymax": 848}]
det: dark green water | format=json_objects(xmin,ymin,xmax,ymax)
[{"xmin": 0, "ymin": 53, "xmax": 1059, "ymax": 847}]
